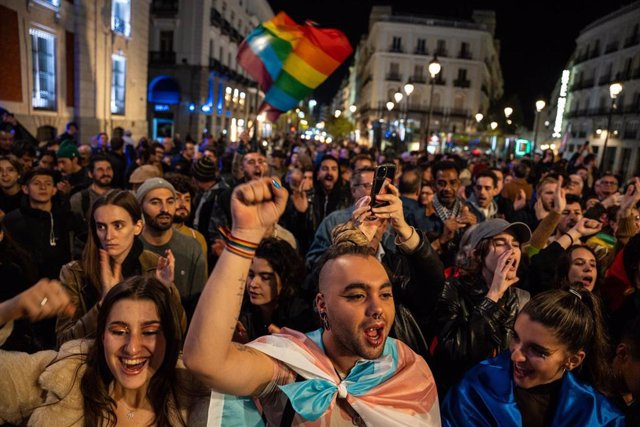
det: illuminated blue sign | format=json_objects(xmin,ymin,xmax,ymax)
[{"xmin": 154, "ymin": 104, "xmax": 170, "ymax": 112}]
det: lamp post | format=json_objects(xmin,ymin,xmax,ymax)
[
  {"xmin": 424, "ymin": 55, "xmax": 441, "ymax": 151},
  {"xmin": 402, "ymin": 82, "xmax": 414, "ymax": 144},
  {"xmin": 533, "ymin": 99, "xmax": 546, "ymax": 153},
  {"xmin": 386, "ymin": 101, "xmax": 394, "ymax": 146},
  {"xmin": 600, "ymin": 81, "xmax": 624, "ymax": 171}
]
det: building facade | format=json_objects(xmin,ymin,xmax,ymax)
[
  {"xmin": 348, "ymin": 6, "xmax": 504, "ymax": 150},
  {"xmin": 147, "ymin": 0, "xmax": 273, "ymax": 143},
  {"xmin": 0, "ymin": 0, "xmax": 150, "ymax": 144},
  {"xmin": 560, "ymin": 1, "xmax": 640, "ymax": 178}
]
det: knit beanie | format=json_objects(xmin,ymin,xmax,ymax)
[
  {"xmin": 135, "ymin": 177, "xmax": 176, "ymax": 204},
  {"xmin": 192, "ymin": 157, "xmax": 218, "ymax": 182}
]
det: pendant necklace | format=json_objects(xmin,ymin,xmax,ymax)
[{"xmin": 121, "ymin": 402, "xmax": 136, "ymax": 420}]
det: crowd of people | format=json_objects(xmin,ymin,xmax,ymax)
[{"xmin": 0, "ymin": 115, "xmax": 638, "ymax": 426}]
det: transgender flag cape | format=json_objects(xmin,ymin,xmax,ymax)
[
  {"xmin": 236, "ymin": 12, "xmax": 352, "ymax": 122},
  {"xmin": 207, "ymin": 328, "xmax": 441, "ymax": 426}
]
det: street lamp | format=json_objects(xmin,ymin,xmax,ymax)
[
  {"xmin": 475, "ymin": 113, "xmax": 483, "ymax": 125},
  {"xmin": 533, "ymin": 99, "xmax": 546, "ymax": 152},
  {"xmin": 600, "ymin": 81, "xmax": 624, "ymax": 171},
  {"xmin": 402, "ymin": 82, "xmax": 414, "ymax": 143},
  {"xmin": 490, "ymin": 121, "xmax": 498, "ymax": 130},
  {"xmin": 425, "ymin": 55, "xmax": 441, "ymax": 151},
  {"xmin": 504, "ymin": 107, "xmax": 513, "ymax": 125}
]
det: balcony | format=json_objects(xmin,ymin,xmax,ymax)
[
  {"xmin": 414, "ymin": 48, "xmax": 428, "ymax": 56},
  {"xmin": 149, "ymin": 51, "xmax": 176, "ymax": 65},
  {"xmin": 598, "ymin": 74, "xmax": 611, "ymax": 86},
  {"xmin": 605, "ymin": 41, "xmax": 619, "ymax": 54},
  {"xmin": 389, "ymin": 46, "xmax": 404, "ymax": 53},
  {"xmin": 151, "ymin": 0, "xmax": 178, "ymax": 17},
  {"xmin": 457, "ymin": 51, "xmax": 472, "ymax": 60},
  {"xmin": 449, "ymin": 108, "xmax": 469, "ymax": 117},
  {"xmin": 624, "ymin": 34, "xmax": 639, "ymax": 48},
  {"xmin": 434, "ymin": 77, "xmax": 446, "ymax": 86},
  {"xmin": 453, "ymin": 79, "xmax": 471, "ymax": 88},
  {"xmin": 210, "ymin": 8, "xmax": 222, "ymax": 26},
  {"xmin": 411, "ymin": 75, "xmax": 426, "ymax": 84},
  {"xmin": 435, "ymin": 48, "xmax": 448, "ymax": 57},
  {"xmin": 386, "ymin": 73, "xmax": 402, "ymax": 81}
]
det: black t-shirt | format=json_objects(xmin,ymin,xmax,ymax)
[{"xmin": 514, "ymin": 378, "xmax": 562, "ymax": 427}]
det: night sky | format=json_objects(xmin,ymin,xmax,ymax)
[{"xmin": 266, "ymin": 0, "xmax": 633, "ymax": 126}]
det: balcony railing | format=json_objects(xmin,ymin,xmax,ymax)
[
  {"xmin": 411, "ymin": 75, "xmax": 426, "ymax": 83},
  {"xmin": 434, "ymin": 77, "xmax": 446, "ymax": 86},
  {"xmin": 624, "ymin": 34, "xmax": 639, "ymax": 48},
  {"xmin": 389, "ymin": 46, "xmax": 404, "ymax": 53},
  {"xmin": 386, "ymin": 73, "xmax": 402, "ymax": 81},
  {"xmin": 453, "ymin": 79, "xmax": 471, "ymax": 88},
  {"xmin": 149, "ymin": 51, "xmax": 176, "ymax": 65},
  {"xmin": 151, "ymin": 0, "xmax": 178, "ymax": 16},
  {"xmin": 598, "ymin": 74, "xmax": 611, "ymax": 85},
  {"xmin": 414, "ymin": 48, "xmax": 428, "ymax": 56},
  {"xmin": 605, "ymin": 41, "xmax": 619, "ymax": 54},
  {"xmin": 434, "ymin": 48, "xmax": 448, "ymax": 57},
  {"xmin": 457, "ymin": 51, "xmax": 472, "ymax": 60}
]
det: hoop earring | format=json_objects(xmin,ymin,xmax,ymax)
[{"xmin": 320, "ymin": 312, "xmax": 331, "ymax": 330}]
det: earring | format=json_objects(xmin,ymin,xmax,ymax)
[{"xmin": 320, "ymin": 312, "xmax": 331, "ymax": 330}]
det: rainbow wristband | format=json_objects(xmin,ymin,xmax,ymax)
[{"xmin": 218, "ymin": 227, "xmax": 259, "ymax": 259}]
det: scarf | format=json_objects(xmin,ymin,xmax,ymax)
[
  {"xmin": 206, "ymin": 328, "xmax": 440, "ymax": 426},
  {"xmin": 433, "ymin": 195, "xmax": 461, "ymax": 223}
]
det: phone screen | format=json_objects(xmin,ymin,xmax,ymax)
[{"xmin": 370, "ymin": 163, "xmax": 396, "ymax": 208}]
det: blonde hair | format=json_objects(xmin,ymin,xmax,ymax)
[{"xmin": 331, "ymin": 221, "xmax": 370, "ymax": 247}]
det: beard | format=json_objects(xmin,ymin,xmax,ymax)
[
  {"xmin": 173, "ymin": 209, "xmax": 190, "ymax": 224},
  {"xmin": 143, "ymin": 211, "xmax": 173, "ymax": 231}
]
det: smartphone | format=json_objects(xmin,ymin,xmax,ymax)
[{"xmin": 370, "ymin": 163, "xmax": 396, "ymax": 208}]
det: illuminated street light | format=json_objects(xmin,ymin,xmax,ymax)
[
  {"xmin": 425, "ymin": 55, "xmax": 441, "ymax": 150},
  {"xmin": 386, "ymin": 101, "xmax": 394, "ymax": 111},
  {"xmin": 349, "ymin": 105, "xmax": 357, "ymax": 113},
  {"xmin": 533, "ymin": 99, "xmax": 546, "ymax": 152},
  {"xmin": 490, "ymin": 121, "xmax": 498, "ymax": 130},
  {"xmin": 504, "ymin": 107, "xmax": 513, "ymax": 119},
  {"xmin": 600, "ymin": 81, "xmax": 624, "ymax": 171},
  {"xmin": 393, "ymin": 91, "xmax": 403, "ymax": 103},
  {"xmin": 334, "ymin": 109, "xmax": 342, "ymax": 118}
]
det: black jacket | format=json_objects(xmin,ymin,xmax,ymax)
[
  {"xmin": 432, "ymin": 275, "xmax": 529, "ymax": 394},
  {"xmin": 3, "ymin": 202, "xmax": 75, "ymax": 279}
]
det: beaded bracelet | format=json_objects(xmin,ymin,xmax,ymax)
[{"xmin": 218, "ymin": 226, "xmax": 259, "ymax": 258}]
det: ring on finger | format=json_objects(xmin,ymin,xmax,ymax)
[{"xmin": 40, "ymin": 297, "xmax": 49, "ymax": 307}]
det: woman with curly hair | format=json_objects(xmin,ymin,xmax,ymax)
[{"xmin": 233, "ymin": 237, "xmax": 316, "ymax": 343}]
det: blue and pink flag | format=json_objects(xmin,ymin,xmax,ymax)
[{"xmin": 236, "ymin": 12, "xmax": 353, "ymax": 121}]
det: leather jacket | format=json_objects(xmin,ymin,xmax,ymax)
[{"xmin": 433, "ymin": 275, "xmax": 529, "ymax": 394}]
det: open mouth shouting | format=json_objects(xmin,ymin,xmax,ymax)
[{"xmin": 364, "ymin": 323, "xmax": 385, "ymax": 347}]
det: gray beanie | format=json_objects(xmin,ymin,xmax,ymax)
[{"xmin": 135, "ymin": 177, "xmax": 176, "ymax": 204}]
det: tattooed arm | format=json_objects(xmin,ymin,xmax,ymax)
[{"xmin": 183, "ymin": 177, "xmax": 288, "ymax": 396}]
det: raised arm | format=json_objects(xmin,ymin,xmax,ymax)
[{"xmin": 183, "ymin": 177, "xmax": 288, "ymax": 396}]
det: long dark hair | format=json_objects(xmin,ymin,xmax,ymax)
[
  {"xmin": 520, "ymin": 286, "xmax": 615, "ymax": 396},
  {"xmin": 81, "ymin": 275, "xmax": 185, "ymax": 427},
  {"xmin": 252, "ymin": 237, "xmax": 305, "ymax": 303},
  {"xmin": 555, "ymin": 245, "xmax": 602, "ymax": 293},
  {"xmin": 82, "ymin": 190, "xmax": 142, "ymax": 291}
]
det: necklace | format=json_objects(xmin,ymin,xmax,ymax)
[{"xmin": 120, "ymin": 401, "xmax": 136, "ymax": 420}]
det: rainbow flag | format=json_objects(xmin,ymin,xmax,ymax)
[{"xmin": 237, "ymin": 12, "xmax": 353, "ymax": 121}]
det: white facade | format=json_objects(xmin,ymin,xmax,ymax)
[
  {"xmin": 560, "ymin": 1, "xmax": 640, "ymax": 178},
  {"xmin": 147, "ymin": 0, "xmax": 273, "ymax": 141},
  {"xmin": 0, "ymin": 0, "xmax": 150, "ymax": 144},
  {"xmin": 348, "ymin": 6, "xmax": 503, "ymax": 148}
]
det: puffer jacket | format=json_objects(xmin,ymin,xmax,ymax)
[{"xmin": 432, "ymin": 275, "xmax": 529, "ymax": 394}]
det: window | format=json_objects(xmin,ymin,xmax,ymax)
[
  {"xmin": 416, "ymin": 38, "xmax": 426, "ymax": 54},
  {"xmin": 436, "ymin": 40, "xmax": 447, "ymax": 56},
  {"xmin": 111, "ymin": 54, "xmax": 126, "ymax": 114},
  {"xmin": 30, "ymin": 28, "xmax": 56, "ymax": 110},
  {"xmin": 392, "ymin": 37, "xmax": 402, "ymax": 52},
  {"xmin": 457, "ymin": 69, "xmax": 467, "ymax": 80},
  {"xmin": 160, "ymin": 31, "xmax": 174, "ymax": 52},
  {"xmin": 34, "ymin": 0, "xmax": 60, "ymax": 9},
  {"xmin": 112, "ymin": 0, "xmax": 131, "ymax": 37}
]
